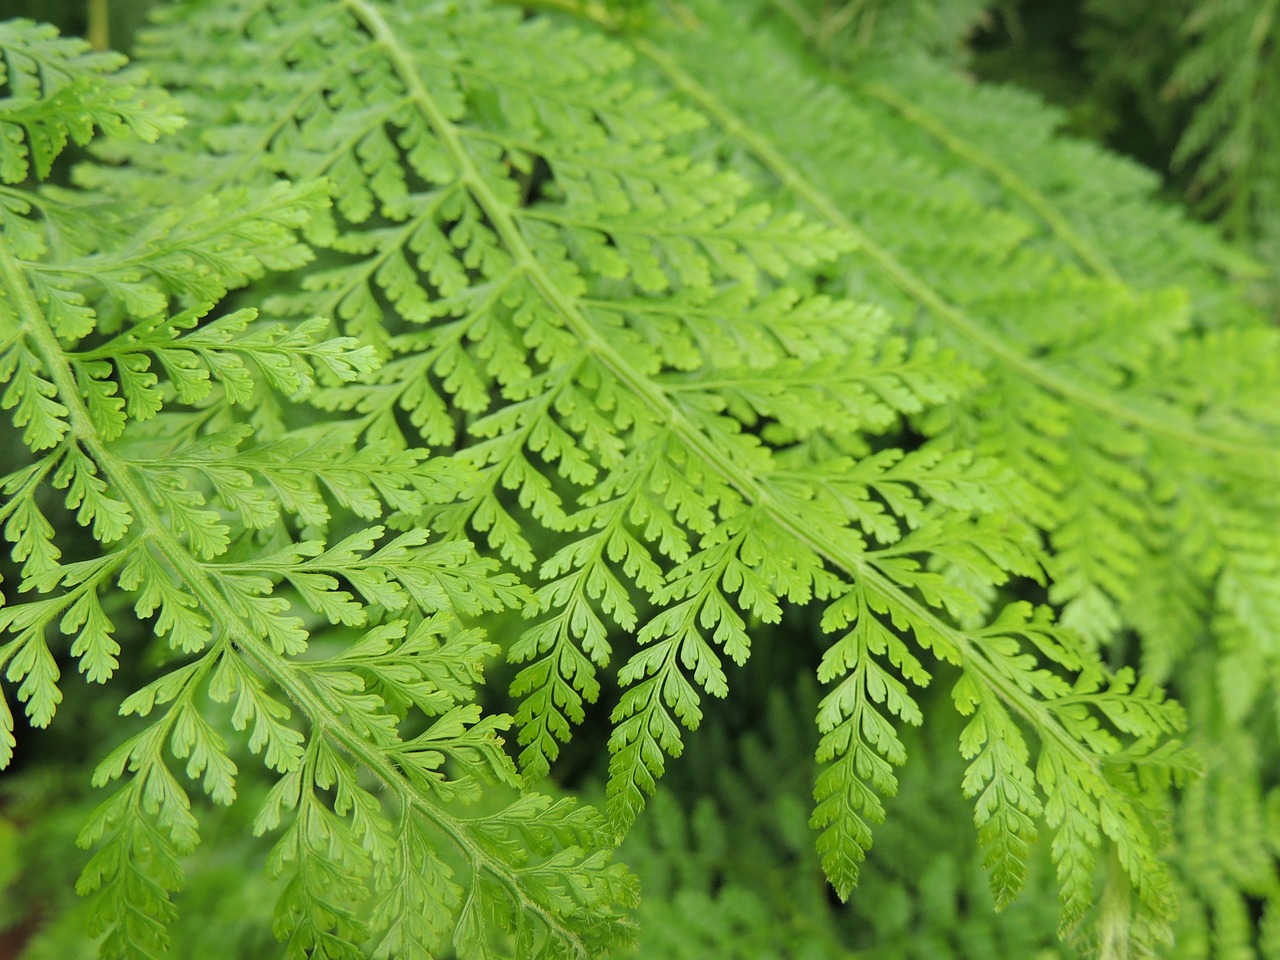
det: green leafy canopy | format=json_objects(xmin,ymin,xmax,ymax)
[{"xmin": 1, "ymin": 2, "xmax": 1278, "ymax": 958}]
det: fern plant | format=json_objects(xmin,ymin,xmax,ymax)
[
  {"xmin": 0, "ymin": 19, "xmax": 634, "ymax": 960},
  {"xmin": 621, "ymin": 0, "xmax": 1280, "ymax": 954},
  {"xmin": 1, "ymin": 1, "xmax": 1277, "ymax": 958},
  {"xmin": 629, "ymin": 3, "xmax": 1280, "ymax": 957}
]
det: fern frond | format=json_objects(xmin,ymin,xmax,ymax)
[
  {"xmin": 108, "ymin": 0, "xmax": 1198, "ymax": 947},
  {"xmin": 614, "ymin": 679, "xmax": 1076, "ymax": 959},
  {"xmin": 0, "ymin": 19, "xmax": 179, "ymax": 184},
  {"xmin": 633, "ymin": 9, "xmax": 1279, "ymax": 634},
  {"xmin": 617, "ymin": 2, "xmax": 1280, "ymax": 947},
  {"xmin": 0, "ymin": 20, "xmax": 635, "ymax": 959}
]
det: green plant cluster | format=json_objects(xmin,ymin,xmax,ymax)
[{"xmin": 0, "ymin": 2, "xmax": 1277, "ymax": 959}]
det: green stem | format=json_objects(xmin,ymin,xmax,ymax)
[{"xmin": 87, "ymin": 0, "xmax": 110, "ymax": 51}]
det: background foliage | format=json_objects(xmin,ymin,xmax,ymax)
[{"xmin": 1, "ymin": 1, "xmax": 1278, "ymax": 959}]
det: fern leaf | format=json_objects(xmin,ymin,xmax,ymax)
[
  {"xmin": 103, "ymin": 1, "xmax": 1198, "ymax": 948},
  {"xmin": 0, "ymin": 19, "xmax": 180, "ymax": 183},
  {"xmin": 0, "ymin": 19, "xmax": 635, "ymax": 959}
]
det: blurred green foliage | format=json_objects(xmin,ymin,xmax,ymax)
[{"xmin": 5, "ymin": 0, "xmax": 157, "ymax": 52}]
